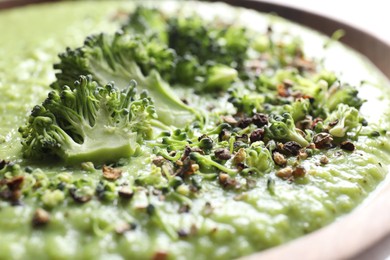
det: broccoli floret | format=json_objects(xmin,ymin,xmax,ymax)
[
  {"xmin": 324, "ymin": 104, "xmax": 361, "ymax": 137},
  {"xmin": 245, "ymin": 142, "xmax": 274, "ymax": 173},
  {"xmin": 52, "ymin": 32, "xmax": 200, "ymax": 127},
  {"xmin": 123, "ymin": 6, "xmax": 168, "ymax": 43},
  {"xmin": 265, "ymin": 113, "xmax": 309, "ymax": 147},
  {"xmin": 228, "ymin": 89, "xmax": 265, "ymax": 115},
  {"xmin": 204, "ymin": 64, "xmax": 238, "ymax": 91},
  {"xmin": 326, "ymin": 83, "xmax": 364, "ymax": 111},
  {"xmin": 19, "ymin": 75, "xmax": 156, "ymax": 165},
  {"xmin": 167, "ymin": 15, "xmax": 249, "ymax": 68},
  {"xmin": 173, "ymin": 55, "xmax": 237, "ymax": 91},
  {"xmin": 284, "ymin": 98, "xmax": 311, "ymax": 122}
]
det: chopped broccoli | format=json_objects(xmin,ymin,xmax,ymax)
[
  {"xmin": 52, "ymin": 32, "xmax": 200, "ymax": 127},
  {"xmin": 245, "ymin": 142, "xmax": 274, "ymax": 173},
  {"xmin": 285, "ymin": 98, "xmax": 311, "ymax": 122},
  {"xmin": 228, "ymin": 88, "xmax": 265, "ymax": 115},
  {"xmin": 167, "ymin": 15, "xmax": 249, "ymax": 68},
  {"xmin": 265, "ymin": 113, "xmax": 309, "ymax": 147},
  {"xmin": 324, "ymin": 104, "xmax": 361, "ymax": 137},
  {"xmin": 19, "ymin": 75, "xmax": 156, "ymax": 164},
  {"xmin": 326, "ymin": 83, "xmax": 364, "ymax": 111},
  {"xmin": 123, "ymin": 6, "xmax": 168, "ymax": 43}
]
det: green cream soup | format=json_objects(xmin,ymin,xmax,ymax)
[{"xmin": 1, "ymin": 1, "xmax": 390, "ymax": 260}]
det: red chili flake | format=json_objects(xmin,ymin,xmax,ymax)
[{"xmin": 277, "ymin": 83, "xmax": 289, "ymax": 97}]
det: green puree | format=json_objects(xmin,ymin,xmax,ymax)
[{"xmin": 1, "ymin": 1, "xmax": 390, "ymax": 260}]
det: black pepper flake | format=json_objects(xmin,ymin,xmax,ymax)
[
  {"xmin": 24, "ymin": 166, "xmax": 33, "ymax": 173},
  {"xmin": 237, "ymin": 117, "xmax": 252, "ymax": 128},
  {"xmin": 283, "ymin": 141, "xmax": 302, "ymax": 156},
  {"xmin": 313, "ymin": 133, "xmax": 333, "ymax": 149},
  {"xmin": 250, "ymin": 128, "xmax": 265, "ymax": 143},
  {"xmin": 69, "ymin": 187, "xmax": 92, "ymax": 203},
  {"xmin": 214, "ymin": 148, "xmax": 231, "ymax": 160},
  {"xmin": 252, "ymin": 113, "xmax": 268, "ymax": 127},
  {"xmin": 0, "ymin": 160, "xmax": 9, "ymax": 170},
  {"xmin": 177, "ymin": 229, "xmax": 189, "ymax": 238},
  {"xmin": 118, "ymin": 186, "xmax": 134, "ymax": 199},
  {"xmin": 146, "ymin": 204, "xmax": 155, "ymax": 216},
  {"xmin": 340, "ymin": 141, "xmax": 355, "ymax": 151},
  {"xmin": 236, "ymin": 134, "xmax": 249, "ymax": 143}
]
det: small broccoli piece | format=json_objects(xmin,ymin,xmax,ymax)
[
  {"xmin": 284, "ymin": 98, "xmax": 311, "ymax": 122},
  {"xmin": 52, "ymin": 32, "xmax": 200, "ymax": 127},
  {"xmin": 245, "ymin": 142, "xmax": 274, "ymax": 173},
  {"xmin": 189, "ymin": 152, "xmax": 237, "ymax": 176},
  {"xmin": 228, "ymin": 89, "xmax": 265, "ymax": 116},
  {"xmin": 324, "ymin": 104, "xmax": 361, "ymax": 137},
  {"xmin": 265, "ymin": 113, "xmax": 309, "ymax": 147},
  {"xmin": 326, "ymin": 83, "xmax": 364, "ymax": 111},
  {"xmin": 173, "ymin": 55, "xmax": 237, "ymax": 91},
  {"xmin": 135, "ymin": 165, "xmax": 168, "ymax": 189},
  {"xmin": 314, "ymin": 70, "xmax": 338, "ymax": 87},
  {"xmin": 122, "ymin": 6, "xmax": 168, "ymax": 43},
  {"xmin": 19, "ymin": 75, "xmax": 156, "ymax": 165},
  {"xmin": 204, "ymin": 64, "xmax": 238, "ymax": 91}
]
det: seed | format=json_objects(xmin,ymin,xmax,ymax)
[
  {"xmin": 320, "ymin": 155, "xmax": 329, "ymax": 165},
  {"xmin": 102, "ymin": 166, "xmax": 122, "ymax": 181},
  {"xmin": 273, "ymin": 152, "xmax": 287, "ymax": 166},
  {"xmin": 292, "ymin": 166, "xmax": 306, "ymax": 177},
  {"xmin": 276, "ymin": 167, "xmax": 293, "ymax": 179},
  {"xmin": 32, "ymin": 208, "xmax": 50, "ymax": 227}
]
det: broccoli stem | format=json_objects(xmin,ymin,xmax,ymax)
[{"xmin": 189, "ymin": 152, "xmax": 237, "ymax": 176}]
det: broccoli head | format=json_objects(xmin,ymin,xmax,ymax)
[
  {"xmin": 52, "ymin": 32, "xmax": 200, "ymax": 127},
  {"xmin": 324, "ymin": 104, "xmax": 362, "ymax": 137},
  {"xmin": 265, "ymin": 113, "xmax": 309, "ymax": 147},
  {"xmin": 19, "ymin": 75, "xmax": 156, "ymax": 165}
]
